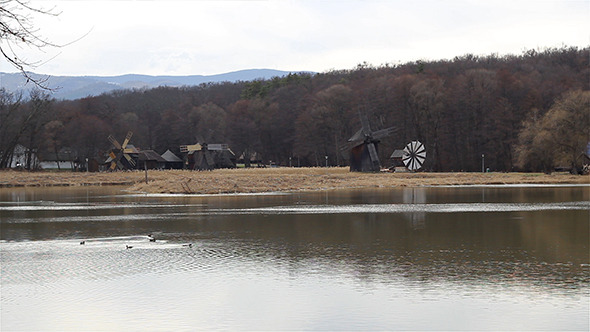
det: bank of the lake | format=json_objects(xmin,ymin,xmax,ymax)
[{"xmin": 0, "ymin": 168, "xmax": 588, "ymax": 194}]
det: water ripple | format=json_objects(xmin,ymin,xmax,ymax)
[
  {"xmin": 0, "ymin": 236, "xmax": 204, "ymax": 284},
  {"xmin": 0, "ymin": 202, "xmax": 203, "ymax": 211},
  {"xmin": 220, "ymin": 201, "xmax": 590, "ymax": 215}
]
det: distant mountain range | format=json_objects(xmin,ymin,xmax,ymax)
[{"xmin": 0, "ymin": 69, "xmax": 308, "ymax": 100}]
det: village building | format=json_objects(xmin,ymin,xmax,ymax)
[
  {"xmin": 161, "ymin": 150, "xmax": 183, "ymax": 169},
  {"xmin": 137, "ymin": 150, "xmax": 167, "ymax": 170},
  {"xmin": 389, "ymin": 149, "xmax": 408, "ymax": 172}
]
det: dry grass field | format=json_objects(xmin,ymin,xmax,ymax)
[{"xmin": 0, "ymin": 167, "xmax": 588, "ymax": 194}]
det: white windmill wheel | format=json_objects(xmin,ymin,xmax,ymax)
[{"xmin": 402, "ymin": 141, "xmax": 426, "ymax": 171}]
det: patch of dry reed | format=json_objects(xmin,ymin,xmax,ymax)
[{"xmin": 1, "ymin": 168, "xmax": 587, "ymax": 194}]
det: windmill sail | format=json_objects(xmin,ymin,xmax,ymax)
[
  {"xmin": 402, "ymin": 141, "xmax": 426, "ymax": 171},
  {"xmin": 107, "ymin": 131, "xmax": 137, "ymax": 170}
]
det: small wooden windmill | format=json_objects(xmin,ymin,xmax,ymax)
[
  {"xmin": 402, "ymin": 141, "xmax": 426, "ymax": 171},
  {"xmin": 107, "ymin": 131, "xmax": 137, "ymax": 170},
  {"xmin": 342, "ymin": 111, "xmax": 397, "ymax": 172},
  {"xmin": 180, "ymin": 143, "xmax": 235, "ymax": 170}
]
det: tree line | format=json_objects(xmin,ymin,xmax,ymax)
[{"xmin": 1, "ymin": 46, "xmax": 588, "ymax": 172}]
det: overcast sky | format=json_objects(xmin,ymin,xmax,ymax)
[{"xmin": 1, "ymin": 0, "xmax": 588, "ymax": 77}]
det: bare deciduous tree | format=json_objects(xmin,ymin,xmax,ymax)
[
  {"xmin": 0, "ymin": 0, "xmax": 60, "ymax": 89},
  {"xmin": 0, "ymin": 87, "xmax": 52, "ymax": 169}
]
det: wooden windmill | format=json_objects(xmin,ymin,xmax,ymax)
[
  {"xmin": 180, "ymin": 143, "xmax": 235, "ymax": 170},
  {"xmin": 342, "ymin": 111, "xmax": 397, "ymax": 172},
  {"xmin": 107, "ymin": 131, "xmax": 137, "ymax": 170}
]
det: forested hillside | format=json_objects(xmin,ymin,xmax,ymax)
[{"xmin": 1, "ymin": 47, "xmax": 588, "ymax": 172}]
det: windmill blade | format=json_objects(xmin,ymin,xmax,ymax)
[
  {"xmin": 208, "ymin": 144, "xmax": 228, "ymax": 151},
  {"xmin": 347, "ymin": 128, "xmax": 365, "ymax": 143},
  {"xmin": 121, "ymin": 131, "xmax": 133, "ymax": 149},
  {"xmin": 111, "ymin": 152, "xmax": 125, "ymax": 170},
  {"xmin": 415, "ymin": 143, "xmax": 426, "ymax": 158},
  {"xmin": 339, "ymin": 142, "xmax": 353, "ymax": 159},
  {"xmin": 410, "ymin": 141, "xmax": 426, "ymax": 157},
  {"xmin": 359, "ymin": 111, "xmax": 372, "ymax": 136},
  {"xmin": 108, "ymin": 151, "xmax": 118, "ymax": 171},
  {"xmin": 402, "ymin": 152, "xmax": 416, "ymax": 171},
  {"xmin": 194, "ymin": 152, "xmax": 203, "ymax": 170},
  {"xmin": 123, "ymin": 153, "xmax": 136, "ymax": 167},
  {"xmin": 205, "ymin": 150, "xmax": 215, "ymax": 167},
  {"xmin": 402, "ymin": 154, "xmax": 415, "ymax": 170},
  {"xmin": 367, "ymin": 142, "xmax": 380, "ymax": 167},
  {"xmin": 116, "ymin": 159, "xmax": 125, "ymax": 170},
  {"xmin": 180, "ymin": 144, "xmax": 202, "ymax": 153},
  {"xmin": 372, "ymin": 126, "xmax": 398, "ymax": 140},
  {"xmin": 341, "ymin": 139, "xmax": 364, "ymax": 154},
  {"xmin": 108, "ymin": 135, "xmax": 122, "ymax": 149},
  {"xmin": 415, "ymin": 156, "xmax": 426, "ymax": 168},
  {"xmin": 339, "ymin": 142, "xmax": 352, "ymax": 153},
  {"xmin": 414, "ymin": 141, "xmax": 426, "ymax": 169}
]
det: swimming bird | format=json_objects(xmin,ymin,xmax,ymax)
[
  {"xmin": 80, "ymin": 241, "xmax": 85, "ymax": 245},
  {"xmin": 148, "ymin": 234, "xmax": 156, "ymax": 242},
  {"xmin": 182, "ymin": 243, "xmax": 193, "ymax": 248},
  {"xmin": 126, "ymin": 245, "xmax": 133, "ymax": 249}
]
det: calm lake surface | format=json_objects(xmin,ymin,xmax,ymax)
[{"xmin": 1, "ymin": 185, "xmax": 589, "ymax": 331}]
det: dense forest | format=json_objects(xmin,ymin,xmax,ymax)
[{"xmin": 1, "ymin": 46, "xmax": 589, "ymax": 172}]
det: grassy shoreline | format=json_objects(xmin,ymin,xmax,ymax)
[{"xmin": 0, "ymin": 168, "xmax": 588, "ymax": 194}]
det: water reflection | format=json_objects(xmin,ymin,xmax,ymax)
[
  {"xmin": 403, "ymin": 187, "xmax": 426, "ymax": 229},
  {"xmin": 1, "ymin": 186, "xmax": 589, "ymax": 330}
]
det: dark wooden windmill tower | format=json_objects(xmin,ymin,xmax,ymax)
[
  {"xmin": 107, "ymin": 131, "xmax": 138, "ymax": 170},
  {"xmin": 343, "ymin": 111, "xmax": 397, "ymax": 172}
]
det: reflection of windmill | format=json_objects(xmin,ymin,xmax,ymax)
[
  {"xmin": 403, "ymin": 187, "xmax": 426, "ymax": 229},
  {"xmin": 180, "ymin": 143, "xmax": 235, "ymax": 170},
  {"xmin": 342, "ymin": 111, "xmax": 397, "ymax": 172},
  {"xmin": 107, "ymin": 131, "xmax": 137, "ymax": 170}
]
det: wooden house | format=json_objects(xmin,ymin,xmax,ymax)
[
  {"xmin": 161, "ymin": 150, "xmax": 183, "ymax": 169},
  {"xmin": 137, "ymin": 150, "xmax": 166, "ymax": 170},
  {"xmin": 389, "ymin": 149, "xmax": 408, "ymax": 172}
]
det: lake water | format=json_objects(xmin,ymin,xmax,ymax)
[{"xmin": 1, "ymin": 185, "xmax": 589, "ymax": 331}]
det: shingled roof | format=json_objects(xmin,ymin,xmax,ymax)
[
  {"xmin": 161, "ymin": 149, "xmax": 182, "ymax": 162},
  {"xmin": 390, "ymin": 149, "xmax": 405, "ymax": 159},
  {"xmin": 138, "ymin": 150, "xmax": 166, "ymax": 162}
]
